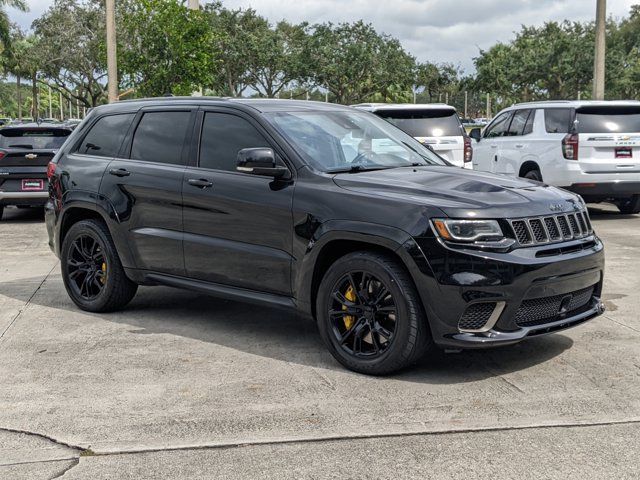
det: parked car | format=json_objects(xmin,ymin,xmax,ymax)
[
  {"xmin": 46, "ymin": 98, "xmax": 605, "ymax": 374},
  {"xmin": 0, "ymin": 117, "xmax": 12, "ymax": 126},
  {"xmin": 0, "ymin": 122, "xmax": 73, "ymax": 220},
  {"xmin": 64, "ymin": 118, "xmax": 83, "ymax": 129},
  {"xmin": 353, "ymin": 103, "xmax": 472, "ymax": 168},
  {"xmin": 470, "ymin": 100, "xmax": 640, "ymax": 214}
]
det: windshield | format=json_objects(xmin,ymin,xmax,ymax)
[
  {"xmin": 576, "ymin": 107, "xmax": 640, "ymax": 134},
  {"xmin": 264, "ymin": 110, "xmax": 447, "ymax": 173},
  {"xmin": 0, "ymin": 129, "xmax": 70, "ymax": 149},
  {"xmin": 374, "ymin": 109, "xmax": 462, "ymax": 137}
]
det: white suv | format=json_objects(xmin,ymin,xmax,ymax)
[
  {"xmin": 353, "ymin": 103, "xmax": 472, "ymax": 168},
  {"xmin": 470, "ymin": 100, "xmax": 640, "ymax": 214}
]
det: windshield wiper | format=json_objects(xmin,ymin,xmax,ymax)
[{"xmin": 327, "ymin": 165, "xmax": 392, "ymax": 174}]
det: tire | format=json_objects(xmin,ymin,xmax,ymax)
[
  {"xmin": 616, "ymin": 195, "xmax": 640, "ymax": 214},
  {"xmin": 315, "ymin": 251, "xmax": 432, "ymax": 375},
  {"xmin": 523, "ymin": 169, "xmax": 542, "ymax": 182},
  {"xmin": 61, "ymin": 219, "xmax": 138, "ymax": 312},
  {"xmin": 0, "ymin": 205, "xmax": 4, "ymax": 220}
]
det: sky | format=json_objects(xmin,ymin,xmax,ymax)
[{"xmin": 7, "ymin": 0, "xmax": 638, "ymax": 73}]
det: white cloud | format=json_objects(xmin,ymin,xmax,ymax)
[{"xmin": 8, "ymin": 0, "xmax": 638, "ymax": 72}]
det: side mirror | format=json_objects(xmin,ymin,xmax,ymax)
[
  {"xmin": 469, "ymin": 128, "xmax": 482, "ymax": 142},
  {"xmin": 236, "ymin": 148, "xmax": 290, "ymax": 179}
]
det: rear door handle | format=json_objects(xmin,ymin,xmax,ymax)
[
  {"xmin": 515, "ymin": 144, "xmax": 525, "ymax": 149},
  {"xmin": 188, "ymin": 178, "xmax": 213, "ymax": 189},
  {"xmin": 109, "ymin": 168, "xmax": 131, "ymax": 177},
  {"xmin": 490, "ymin": 144, "xmax": 498, "ymax": 149}
]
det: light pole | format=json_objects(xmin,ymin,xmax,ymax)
[
  {"xmin": 106, "ymin": 0, "xmax": 118, "ymax": 103},
  {"xmin": 593, "ymin": 0, "xmax": 606, "ymax": 100}
]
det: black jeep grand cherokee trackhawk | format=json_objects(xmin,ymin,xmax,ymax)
[{"xmin": 46, "ymin": 99, "xmax": 605, "ymax": 374}]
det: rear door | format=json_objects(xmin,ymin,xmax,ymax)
[
  {"xmin": 496, "ymin": 109, "xmax": 534, "ymax": 175},
  {"xmin": 473, "ymin": 111, "xmax": 513, "ymax": 173},
  {"xmin": 100, "ymin": 107, "xmax": 196, "ymax": 276},
  {"xmin": 575, "ymin": 105, "xmax": 640, "ymax": 174},
  {"xmin": 181, "ymin": 108, "xmax": 294, "ymax": 295},
  {"xmin": 373, "ymin": 108, "xmax": 465, "ymax": 166}
]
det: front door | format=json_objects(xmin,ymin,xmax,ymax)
[
  {"xmin": 100, "ymin": 108, "xmax": 195, "ymax": 276},
  {"xmin": 182, "ymin": 109, "xmax": 294, "ymax": 295},
  {"xmin": 473, "ymin": 111, "xmax": 513, "ymax": 173}
]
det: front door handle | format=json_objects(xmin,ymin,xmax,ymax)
[
  {"xmin": 109, "ymin": 168, "xmax": 131, "ymax": 177},
  {"xmin": 515, "ymin": 144, "xmax": 525, "ymax": 148},
  {"xmin": 188, "ymin": 178, "xmax": 213, "ymax": 189},
  {"xmin": 490, "ymin": 144, "xmax": 498, "ymax": 149}
]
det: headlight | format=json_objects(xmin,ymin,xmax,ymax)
[{"xmin": 432, "ymin": 219, "xmax": 504, "ymax": 242}]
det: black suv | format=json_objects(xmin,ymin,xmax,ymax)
[
  {"xmin": 0, "ymin": 123, "xmax": 72, "ymax": 219},
  {"xmin": 46, "ymin": 98, "xmax": 605, "ymax": 374}
]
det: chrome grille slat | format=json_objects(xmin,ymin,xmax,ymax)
[{"xmin": 508, "ymin": 208, "xmax": 593, "ymax": 247}]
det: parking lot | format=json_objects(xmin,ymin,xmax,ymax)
[{"xmin": 1, "ymin": 204, "xmax": 639, "ymax": 479}]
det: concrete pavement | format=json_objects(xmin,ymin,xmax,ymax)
[{"xmin": 0, "ymin": 204, "xmax": 639, "ymax": 479}]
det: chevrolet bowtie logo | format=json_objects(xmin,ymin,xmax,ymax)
[{"xmin": 25, "ymin": 153, "xmax": 38, "ymax": 159}]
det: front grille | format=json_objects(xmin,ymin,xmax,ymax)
[
  {"xmin": 508, "ymin": 209, "xmax": 593, "ymax": 247},
  {"xmin": 515, "ymin": 286, "xmax": 595, "ymax": 327},
  {"xmin": 458, "ymin": 302, "xmax": 496, "ymax": 331}
]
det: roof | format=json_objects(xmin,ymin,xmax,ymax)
[
  {"xmin": 104, "ymin": 97, "xmax": 355, "ymax": 114},
  {"xmin": 353, "ymin": 103, "xmax": 457, "ymax": 112},
  {"xmin": 510, "ymin": 100, "xmax": 640, "ymax": 109}
]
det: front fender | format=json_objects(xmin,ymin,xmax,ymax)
[{"xmin": 293, "ymin": 219, "xmax": 433, "ymax": 316}]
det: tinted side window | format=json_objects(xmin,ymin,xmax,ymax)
[
  {"xmin": 199, "ymin": 113, "xmax": 270, "ymax": 171},
  {"xmin": 544, "ymin": 108, "xmax": 571, "ymax": 133},
  {"xmin": 77, "ymin": 114, "xmax": 134, "ymax": 157},
  {"xmin": 484, "ymin": 112, "xmax": 513, "ymax": 138},
  {"xmin": 130, "ymin": 111, "xmax": 191, "ymax": 164},
  {"xmin": 506, "ymin": 109, "xmax": 531, "ymax": 136}
]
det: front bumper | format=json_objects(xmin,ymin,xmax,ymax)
[{"xmin": 407, "ymin": 234, "xmax": 605, "ymax": 349}]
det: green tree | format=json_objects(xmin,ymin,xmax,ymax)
[
  {"xmin": 308, "ymin": 21, "xmax": 414, "ymax": 104},
  {"xmin": 32, "ymin": 0, "xmax": 107, "ymax": 108},
  {"xmin": 119, "ymin": 0, "xmax": 218, "ymax": 97},
  {"xmin": 0, "ymin": 0, "xmax": 27, "ymax": 52}
]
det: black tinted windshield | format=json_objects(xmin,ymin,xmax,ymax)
[
  {"xmin": 0, "ymin": 128, "xmax": 70, "ymax": 149},
  {"xmin": 576, "ymin": 106, "xmax": 640, "ymax": 133},
  {"xmin": 374, "ymin": 109, "xmax": 462, "ymax": 137},
  {"xmin": 264, "ymin": 110, "xmax": 447, "ymax": 172}
]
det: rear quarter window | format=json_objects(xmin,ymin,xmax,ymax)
[
  {"xmin": 76, "ymin": 114, "xmax": 135, "ymax": 157},
  {"xmin": 544, "ymin": 109, "xmax": 572, "ymax": 134}
]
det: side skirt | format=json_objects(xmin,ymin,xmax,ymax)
[{"xmin": 132, "ymin": 270, "xmax": 298, "ymax": 311}]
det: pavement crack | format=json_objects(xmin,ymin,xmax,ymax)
[
  {"xmin": 0, "ymin": 262, "xmax": 58, "ymax": 342},
  {"xmin": 0, "ymin": 426, "xmax": 85, "ymax": 454},
  {"xmin": 50, "ymin": 458, "xmax": 79, "ymax": 479},
  {"xmin": 604, "ymin": 314, "xmax": 640, "ymax": 333},
  {"xmin": 84, "ymin": 417, "xmax": 640, "ymax": 457}
]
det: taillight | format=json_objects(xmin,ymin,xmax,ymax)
[
  {"xmin": 464, "ymin": 136, "xmax": 473, "ymax": 163},
  {"xmin": 562, "ymin": 133, "xmax": 579, "ymax": 160},
  {"xmin": 0, "ymin": 151, "xmax": 5, "ymax": 160},
  {"xmin": 47, "ymin": 161, "xmax": 57, "ymax": 180}
]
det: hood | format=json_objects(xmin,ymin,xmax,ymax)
[{"xmin": 333, "ymin": 166, "xmax": 582, "ymax": 218}]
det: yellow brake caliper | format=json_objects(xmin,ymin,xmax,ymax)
[
  {"xmin": 100, "ymin": 262, "xmax": 107, "ymax": 285},
  {"xmin": 342, "ymin": 285, "xmax": 356, "ymax": 329}
]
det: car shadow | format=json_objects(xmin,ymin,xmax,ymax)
[
  {"xmin": 0, "ymin": 275, "xmax": 574, "ymax": 384},
  {"xmin": 0, "ymin": 206, "xmax": 45, "ymax": 223},
  {"xmin": 587, "ymin": 204, "xmax": 638, "ymax": 220}
]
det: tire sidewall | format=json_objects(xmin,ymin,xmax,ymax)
[
  {"xmin": 61, "ymin": 220, "xmax": 119, "ymax": 311},
  {"xmin": 316, "ymin": 253, "xmax": 419, "ymax": 373}
]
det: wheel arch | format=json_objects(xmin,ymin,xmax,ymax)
[
  {"xmin": 294, "ymin": 221, "xmax": 422, "ymax": 319},
  {"xmin": 519, "ymin": 160, "xmax": 541, "ymax": 178}
]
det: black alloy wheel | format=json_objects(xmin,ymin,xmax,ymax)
[
  {"xmin": 329, "ymin": 271, "xmax": 397, "ymax": 358},
  {"xmin": 316, "ymin": 251, "xmax": 432, "ymax": 375},
  {"xmin": 61, "ymin": 219, "xmax": 138, "ymax": 312},
  {"xmin": 66, "ymin": 234, "xmax": 107, "ymax": 301}
]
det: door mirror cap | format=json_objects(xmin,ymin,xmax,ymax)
[
  {"xmin": 469, "ymin": 128, "xmax": 482, "ymax": 142},
  {"xmin": 236, "ymin": 148, "xmax": 290, "ymax": 179}
]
